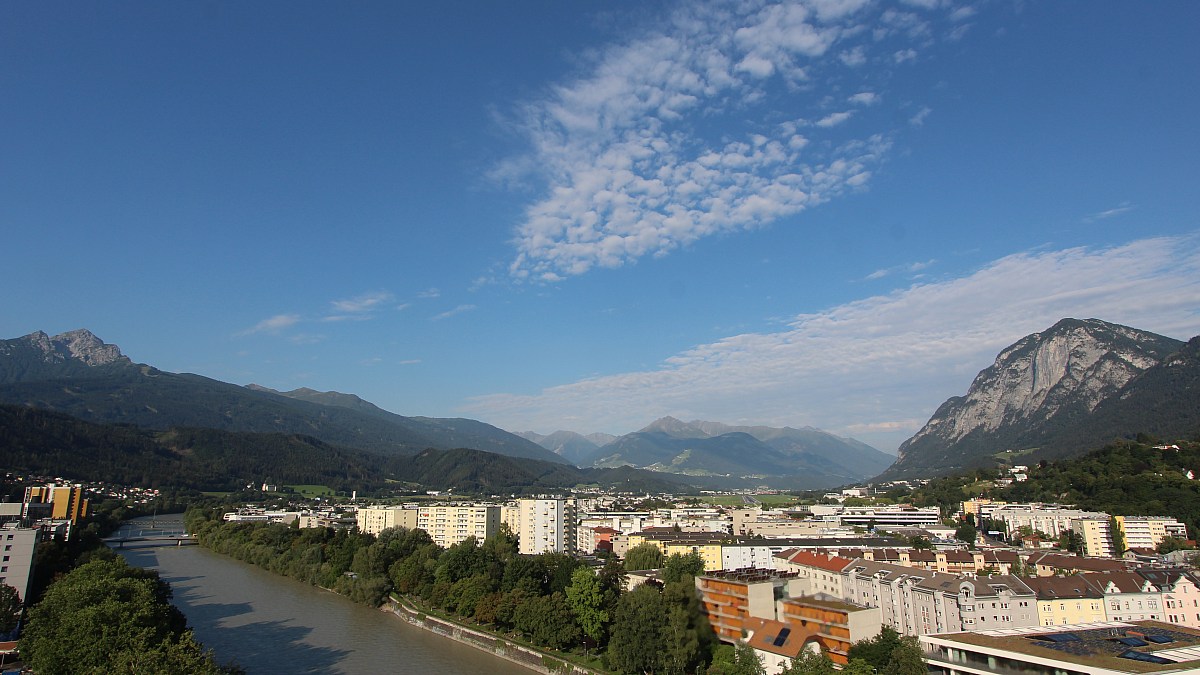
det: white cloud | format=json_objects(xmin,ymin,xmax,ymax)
[
  {"xmin": 864, "ymin": 258, "xmax": 936, "ymax": 281},
  {"xmin": 464, "ymin": 235, "xmax": 1200, "ymax": 451},
  {"xmin": 330, "ymin": 291, "xmax": 393, "ymax": 314},
  {"xmin": 839, "ymin": 46, "xmax": 867, "ymax": 66},
  {"xmin": 909, "ymin": 106, "xmax": 932, "ymax": 125},
  {"xmin": 893, "ymin": 48, "xmax": 918, "ymax": 63},
  {"xmin": 1083, "ymin": 202, "xmax": 1135, "ymax": 223},
  {"xmin": 816, "ymin": 110, "xmax": 856, "ymax": 127},
  {"xmin": 431, "ymin": 304, "xmax": 478, "ymax": 321},
  {"xmin": 848, "ymin": 91, "xmax": 879, "ymax": 106},
  {"xmin": 501, "ymin": 1, "xmax": 948, "ymax": 282},
  {"xmin": 949, "ymin": 6, "xmax": 977, "ymax": 21},
  {"xmin": 238, "ymin": 314, "xmax": 300, "ymax": 336}
]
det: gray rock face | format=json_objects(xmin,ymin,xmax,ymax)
[
  {"xmin": 887, "ymin": 318, "xmax": 1183, "ymax": 477},
  {"xmin": 43, "ymin": 329, "xmax": 129, "ymax": 367},
  {"xmin": 0, "ymin": 329, "xmax": 131, "ymax": 382}
]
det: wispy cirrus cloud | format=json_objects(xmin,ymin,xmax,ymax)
[
  {"xmin": 465, "ymin": 235, "xmax": 1200, "ymax": 451},
  {"xmin": 1083, "ymin": 201, "xmax": 1135, "ymax": 223},
  {"xmin": 431, "ymin": 304, "xmax": 477, "ymax": 321},
  {"xmin": 323, "ymin": 291, "xmax": 396, "ymax": 322},
  {"xmin": 863, "ymin": 258, "xmax": 936, "ymax": 281},
  {"xmin": 501, "ymin": 0, "xmax": 962, "ymax": 282},
  {"xmin": 238, "ymin": 314, "xmax": 300, "ymax": 336}
]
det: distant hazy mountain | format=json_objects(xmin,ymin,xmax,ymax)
[
  {"xmin": 0, "ymin": 404, "xmax": 689, "ymax": 494},
  {"xmin": 585, "ymin": 432, "xmax": 618, "ymax": 447},
  {"xmin": 0, "ymin": 330, "xmax": 567, "ymax": 464},
  {"xmin": 515, "ymin": 430, "xmax": 600, "ymax": 465},
  {"xmin": 577, "ymin": 416, "xmax": 893, "ymax": 488},
  {"xmin": 883, "ymin": 318, "xmax": 1186, "ymax": 479}
]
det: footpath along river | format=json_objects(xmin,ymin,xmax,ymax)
[{"xmin": 114, "ymin": 515, "xmax": 535, "ymax": 675}]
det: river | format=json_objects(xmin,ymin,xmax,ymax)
[{"xmin": 115, "ymin": 515, "xmax": 534, "ymax": 674}]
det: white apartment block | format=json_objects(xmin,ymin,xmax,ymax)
[
  {"xmin": 417, "ymin": 505, "xmax": 500, "ymax": 548},
  {"xmin": 841, "ymin": 559, "xmax": 1038, "ymax": 636},
  {"xmin": 356, "ymin": 506, "xmax": 419, "ymax": 536},
  {"xmin": 1115, "ymin": 516, "xmax": 1189, "ymax": 550},
  {"xmin": 991, "ymin": 504, "xmax": 1107, "ymax": 539},
  {"xmin": 515, "ymin": 498, "xmax": 576, "ymax": 555},
  {"xmin": 0, "ymin": 523, "xmax": 38, "ymax": 605},
  {"xmin": 826, "ymin": 506, "xmax": 942, "ymax": 529}
]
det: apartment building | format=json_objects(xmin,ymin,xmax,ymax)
[
  {"xmin": 1073, "ymin": 516, "xmax": 1119, "ymax": 557},
  {"xmin": 514, "ymin": 498, "xmax": 575, "ymax": 555},
  {"xmin": 1024, "ymin": 575, "xmax": 1106, "ymax": 627},
  {"xmin": 778, "ymin": 595, "xmax": 881, "ymax": 665},
  {"xmin": 1087, "ymin": 572, "xmax": 1164, "ymax": 622},
  {"xmin": 694, "ymin": 569, "xmax": 806, "ymax": 641},
  {"xmin": 775, "ymin": 550, "xmax": 853, "ymax": 597},
  {"xmin": 841, "ymin": 560, "xmax": 1038, "ymax": 636},
  {"xmin": 921, "ymin": 621, "xmax": 1200, "ymax": 675},
  {"xmin": 417, "ymin": 505, "xmax": 500, "ymax": 549},
  {"xmin": 1115, "ymin": 516, "xmax": 1189, "ymax": 551},
  {"xmin": 23, "ymin": 484, "xmax": 89, "ymax": 523},
  {"xmin": 991, "ymin": 504, "xmax": 1107, "ymax": 540},
  {"xmin": 0, "ymin": 523, "xmax": 38, "ymax": 605},
  {"xmin": 1138, "ymin": 570, "xmax": 1200, "ymax": 630},
  {"xmin": 356, "ymin": 506, "xmax": 418, "ymax": 536}
]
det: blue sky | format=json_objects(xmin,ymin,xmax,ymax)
[{"xmin": 3, "ymin": 1, "xmax": 1199, "ymax": 453}]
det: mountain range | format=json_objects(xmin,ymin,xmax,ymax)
[
  {"xmin": 0, "ymin": 329, "xmax": 564, "ymax": 465},
  {"xmin": 519, "ymin": 417, "xmax": 895, "ymax": 488},
  {"xmin": 882, "ymin": 318, "xmax": 1199, "ymax": 479},
  {"xmin": 0, "ymin": 329, "xmax": 886, "ymax": 491}
]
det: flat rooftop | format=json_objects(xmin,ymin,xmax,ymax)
[{"xmin": 925, "ymin": 621, "xmax": 1200, "ymax": 674}]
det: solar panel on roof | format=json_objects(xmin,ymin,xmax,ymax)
[
  {"xmin": 773, "ymin": 627, "xmax": 791, "ymax": 647},
  {"xmin": 1119, "ymin": 650, "xmax": 1173, "ymax": 664},
  {"xmin": 1146, "ymin": 635, "xmax": 1174, "ymax": 644},
  {"xmin": 1037, "ymin": 633, "xmax": 1082, "ymax": 643},
  {"xmin": 1117, "ymin": 637, "xmax": 1149, "ymax": 647}
]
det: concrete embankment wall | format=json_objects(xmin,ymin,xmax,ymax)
[{"xmin": 384, "ymin": 598, "xmax": 600, "ymax": 675}]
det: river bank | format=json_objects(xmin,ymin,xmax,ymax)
[
  {"xmin": 115, "ymin": 515, "xmax": 538, "ymax": 674},
  {"xmin": 383, "ymin": 595, "xmax": 603, "ymax": 675}
]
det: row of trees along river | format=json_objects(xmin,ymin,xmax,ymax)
[
  {"xmin": 10, "ymin": 497, "xmax": 925, "ymax": 674},
  {"xmin": 183, "ymin": 507, "xmax": 926, "ymax": 675}
]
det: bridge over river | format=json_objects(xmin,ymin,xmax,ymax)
[{"xmin": 104, "ymin": 519, "xmax": 197, "ymax": 548}]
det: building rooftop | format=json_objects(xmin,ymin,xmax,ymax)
[{"xmin": 925, "ymin": 621, "xmax": 1200, "ymax": 674}]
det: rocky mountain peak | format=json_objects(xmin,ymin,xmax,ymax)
[
  {"xmin": 25, "ymin": 329, "xmax": 130, "ymax": 367},
  {"xmin": 887, "ymin": 318, "xmax": 1183, "ymax": 476}
]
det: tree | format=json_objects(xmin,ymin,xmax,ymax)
[
  {"xmin": 624, "ymin": 542, "xmax": 665, "ymax": 571},
  {"xmin": 780, "ymin": 649, "xmax": 836, "ymax": 675},
  {"xmin": 883, "ymin": 635, "xmax": 927, "ymax": 675},
  {"xmin": 1057, "ymin": 529, "xmax": 1084, "ymax": 554},
  {"xmin": 955, "ymin": 519, "xmax": 978, "ymax": 545},
  {"xmin": 661, "ymin": 580, "xmax": 713, "ymax": 674},
  {"xmin": 662, "ymin": 551, "xmax": 707, "ymax": 583},
  {"xmin": 0, "ymin": 584, "xmax": 20, "ymax": 635},
  {"xmin": 1158, "ymin": 536, "xmax": 1195, "ymax": 554},
  {"xmin": 908, "ymin": 535, "xmax": 933, "ymax": 550},
  {"xmin": 847, "ymin": 626, "xmax": 904, "ymax": 672},
  {"xmin": 566, "ymin": 567, "xmax": 609, "ymax": 646},
  {"xmin": 512, "ymin": 591, "xmax": 580, "ymax": 650},
  {"xmin": 607, "ymin": 584, "xmax": 666, "ymax": 674},
  {"xmin": 1110, "ymin": 516, "xmax": 1126, "ymax": 555},
  {"xmin": 22, "ymin": 558, "xmax": 223, "ymax": 674},
  {"xmin": 707, "ymin": 642, "xmax": 765, "ymax": 675}
]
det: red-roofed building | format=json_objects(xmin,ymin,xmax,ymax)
[{"xmin": 777, "ymin": 550, "xmax": 854, "ymax": 598}]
